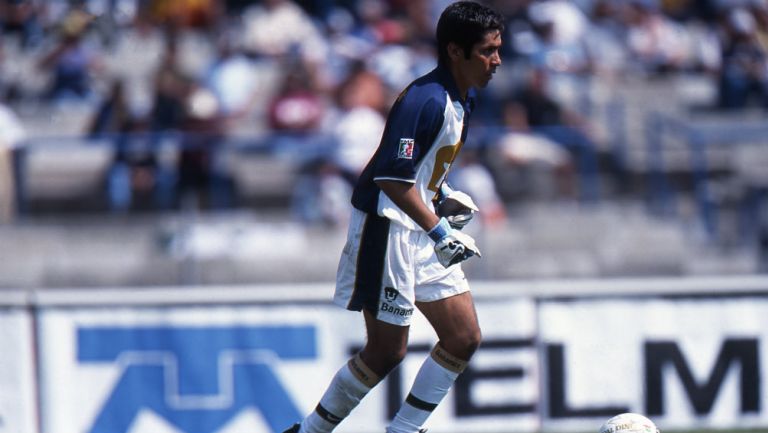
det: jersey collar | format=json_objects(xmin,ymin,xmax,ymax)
[{"xmin": 435, "ymin": 63, "xmax": 475, "ymax": 111}]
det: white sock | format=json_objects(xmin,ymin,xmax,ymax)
[
  {"xmin": 300, "ymin": 354, "xmax": 381, "ymax": 433},
  {"xmin": 386, "ymin": 345, "xmax": 467, "ymax": 433}
]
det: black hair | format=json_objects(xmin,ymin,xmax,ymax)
[{"xmin": 436, "ymin": 1, "xmax": 505, "ymax": 65}]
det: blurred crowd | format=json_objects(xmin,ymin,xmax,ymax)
[{"xmin": 0, "ymin": 0, "xmax": 767, "ymax": 225}]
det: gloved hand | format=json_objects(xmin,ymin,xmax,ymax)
[
  {"xmin": 436, "ymin": 185, "xmax": 479, "ymax": 230},
  {"xmin": 427, "ymin": 218, "xmax": 482, "ymax": 268}
]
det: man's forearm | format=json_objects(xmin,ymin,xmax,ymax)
[{"xmin": 376, "ymin": 179, "xmax": 439, "ymax": 232}]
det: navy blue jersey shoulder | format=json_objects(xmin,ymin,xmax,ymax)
[{"xmin": 351, "ymin": 65, "xmax": 473, "ymax": 214}]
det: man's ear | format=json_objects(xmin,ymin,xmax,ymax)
[{"xmin": 447, "ymin": 42, "xmax": 463, "ymax": 62}]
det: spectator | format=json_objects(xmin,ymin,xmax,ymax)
[
  {"xmin": 504, "ymin": 0, "xmax": 541, "ymax": 61},
  {"xmin": 317, "ymin": 6, "xmax": 373, "ymax": 89},
  {"xmin": 175, "ymin": 82, "xmax": 231, "ymax": 209},
  {"xmin": 353, "ymin": 0, "xmax": 407, "ymax": 46},
  {"xmin": 402, "ymin": 0, "xmax": 436, "ymax": 42},
  {"xmin": 495, "ymin": 0, "xmax": 596, "ymax": 113},
  {"xmin": 1, "ymin": 0, "xmax": 44, "ymax": 48},
  {"xmin": 367, "ymin": 41, "xmax": 435, "ymax": 93},
  {"xmin": 105, "ymin": 7, "xmax": 165, "ymax": 121},
  {"xmin": 148, "ymin": 0, "xmax": 220, "ymax": 30},
  {"xmin": 622, "ymin": 0, "xmax": 691, "ymax": 74},
  {"xmin": 145, "ymin": 29, "xmax": 229, "ymax": 209},
  {"xmin": 87, "ymin": 79, "xmax": 153, "ymax": 212},
  {"xmin": 203, "ymin": 34, "xmax": 259, "ymax": 121},
  {"xmin": 485, "ymin": 97, "xmax": 575, "ymax": 202},
  {"xmin": 241, "ymin": 0, "xmax": 327, "ymax": 64},
  {"xmin": 449, "ymin": 148, "xmax": 508, "ymax": 226},
  {"xmin": 0, "ymin": 97, "xmax": 25, "ymax": 222},
  {"xmin": 752, "ymin": 0, "xmax": 768, "ymax": 52},
  {"xmin": 149, "ymin": 27, "xmax": 190, "ymax": 132},
  {"xmin": 145, "ymin": 28, "xmax": 192, "ymax": 208},
  {"xmin": 290, "ymin": 64, "xmax": 387, "ymax": 226},
  {"xmin": 539, "ymin": 0, "xmax": 591, "ymax": 43},
  {"xmin": 291, "ymin": 161, "xmax": 353, "ymax": 227},
  {"xmin": 583, "ymin": 0, "xmax": 629, "ymax": 77},
  {"xmin": 716, "ymin": 7, "xmax": 768, "ymax": 109},
  {"xmin": 504, "ymin": 67, "xmax": 602, "ymax": 200},
  {"xmin": 288, "ymin": 64, "xmax": 384, "ymax": 226},
  {"xmin": 361, "ymin": 0, "xmax": 438, "ymax": 93},
  {"xmin": 508, "ymin": 0, "xmax": 592, "ymax": 75},
  {"xmin": 266, "ymin": 60, "xmax": 326, "ymax": 135},
  {"xmin": 0, "ymin": 35, "xmax": 4, "ymax": 97},
  {"xmin": 37, "ymin": 1, "xmax": 102, "ymax": 104},
  {"xmin": 506, "ymin": 67, "xmax": 584, "ymax": 130},
  {"xmin": 328, "ymin": 64, "xmax": 386, "ymax": 180}
]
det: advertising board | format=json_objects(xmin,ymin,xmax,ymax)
[
  {"xmin": 539, "ymin": 297, "xmax": 768, "ymax": 432},
  {"xmin": 0, "ymin": 308, "xmax": 37, "ymax": 433},
  {"xmin": 29, "ymin": 278, "xmax": 768, "ymax": 433},
  {"xmin": 37, "ymin": 298, "xmax": 537, "ymax": 433}
]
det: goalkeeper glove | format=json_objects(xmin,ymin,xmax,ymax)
[
  {"xmin": 427, "ymin": 217, "xmax": 482, "ymax": 268},
  {"xmin": 436, "ymin": 184, "xmax": 479, "ymax": 229}
]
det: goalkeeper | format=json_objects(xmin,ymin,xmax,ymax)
[{"xmin": 283, "ymin": 2, "xmax": 504, "ymax": 432}]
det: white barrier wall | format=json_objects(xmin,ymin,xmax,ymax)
[
  {"xmin": 539, "ymin": 297, "xmax": 768, "ymax": 432},
  {"xmin": 36, "ymin": 299, "xmax": 538, "ymax": 433},
  {"xmin": 11, "ymin": 276, "xmax": 768, "ymax": 433},
  {"xmin": 0, "ymin": 308, "xmax": 37, "ymax": 433}
]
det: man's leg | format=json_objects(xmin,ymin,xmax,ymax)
[
  {"xmin": 387, "ymin": 292, "xmax": 481, "ymax": 433},
  {"xmin": 298, "ymin": 309, "xmax": 410, "ymax": 433}
]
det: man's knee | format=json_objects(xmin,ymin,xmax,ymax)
[
  {"xmin": 462, "ymin": 327, "xmax": 483, "ymax": 357},
  {"xmin": 361, "ymin": 342, "xmax": 408, "ymax": 376},
  {"xmin": 380, "ymin": 345, "xmax": 408, "ymax": 368},
  {"xmin": 443, "ymin": 328, "xmax": 482, "ymax": 361}
]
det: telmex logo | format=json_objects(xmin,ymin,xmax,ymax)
[
  {"xmin": 77, "ymin": 326, "xmax": 762, "ymax": 433},
  {"xmin": 77, "ymin": 326, "xmax": 316, "ymax": 433}
]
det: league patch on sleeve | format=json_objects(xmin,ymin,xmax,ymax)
[{"xmin": 397, "ymin": 138, "xmax": 415, "ymax": 159}]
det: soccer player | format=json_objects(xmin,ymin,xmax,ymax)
[{"xmin": 283, "ymin": 2, "xmax": 503, "ymax": 432}]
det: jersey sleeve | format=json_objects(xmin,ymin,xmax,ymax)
[{"xmin": 371, "ymin": 93, "xmax": 445, "ymax": 182}]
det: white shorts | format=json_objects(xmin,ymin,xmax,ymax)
[{"xmin": 334, "ymin": 208, "xmax": 470, "ymax": 326}]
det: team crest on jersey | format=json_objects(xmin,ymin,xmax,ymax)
[
  {"xmin": 398, "ymin": 138, "xmax": 415, "ymax": 159},
  {"xmin": 384, "ymin": 287, "xmax": 399, "ymax": 301}
]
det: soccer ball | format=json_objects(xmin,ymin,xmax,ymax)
[{"xmin": 599, "ymin": 413, "xmax": 659, "ymax": 433}]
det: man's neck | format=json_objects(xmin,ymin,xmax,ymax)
[{"xmin": 448, "ymin": 64, "xmax": 469, "ymax": 101}]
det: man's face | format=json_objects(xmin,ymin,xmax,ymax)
[{"xmin": 454, "ymin": 30, "xmax": 502, "ymax": 90}]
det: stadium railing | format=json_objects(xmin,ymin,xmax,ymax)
[
  {"xmin": 644, "ymin": 111, "xmax": 768, "ymax": 243},
  {"xmin": 10, "ymin": 130, "xmax": 338, "ymax": 214},
  {"xmin": 10, "ymin": 122, "xmax": 616, "ymax": 216}
]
